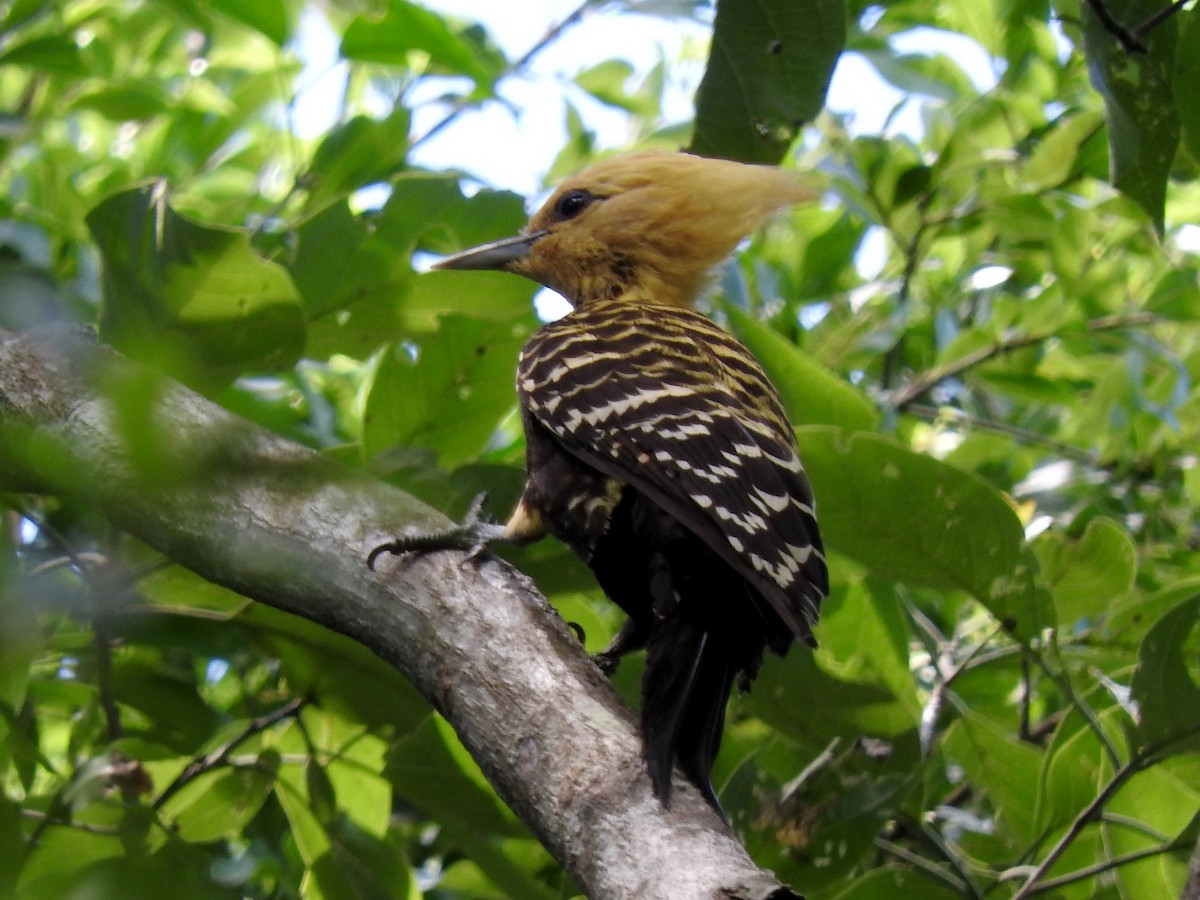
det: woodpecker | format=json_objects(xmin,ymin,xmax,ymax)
[{"xmin": 373, "ymin": 151, "xmax": 828, "ymax": 810}]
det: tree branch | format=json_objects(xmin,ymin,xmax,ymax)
[
  {"xmin": 153, "ymin": 696, "xmax": 306, "ymax": 811},
  {"xmin": 0, "ymin": 325, "xmax": 797, "ymax": 900},
  {"xmin": 887, "ymin": 312, "xmax": 1159, "ymax": 411},
  {"xmin": 1083, "ymin": 0, "xmax": 1191, "ymax": 53}
]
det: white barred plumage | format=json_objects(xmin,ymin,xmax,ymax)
[{"xmin": 516, "ymin": 299, "xmax": 824, "ymax": 643}]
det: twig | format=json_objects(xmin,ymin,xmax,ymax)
[
  {"xmin": 1025, "ymin": 639, "xmax": 1122, "ymax": 769},
  {"xmin": 20, "ymin": 808, "xmax": 119, "ymax": 836},
  {"xmin": 888, "ymin": 312, "xmax": 1159, "ymax": 410},
  {"xmin": 905, "ymin": 404, "xmax": 1101, "ymax": 466},
  {"xmin": 881, "ymin": 213, "xmax": 930, "ymax": 390},
  {"xmin": 1134, "ymin": 0, "xmax": 1192, "ymax": 43},
  {"xmin": 1010, "ymin": 726, "xmax": 1200, "ymax": 898},
  {"xmin": 1029, "ymin": 836, "xmax": 1190, "ymax": 893},
  {"xmin": 153, "ymin": 696, "xmax": 305, "ymax": 810},
  {"xmin": 1008, "ymin": 760, "xmax": 1143, "ymax": 898},
  {"xmin": 918, "ymin": 624, "xmax": 1003, "ymax": 757},
  {"xmin": 780, "ymin": 737, "xmax": 839, "ymax": 802},
  {"xmin": 874, "ymin": 838, "xmax": 969, "ymax": 893},
  {"xmin": 1018, "ymin": 653, "xmax": 1032, "ymax": 742},
  {"xmin": 1084, "ymin": 0, "xmax": 1191, "ymax": 53},
  {"xmin": 919, "ymin": 818, "xmax": 986, "ymax": 899},
  {"xmin": 1085, "ymin": 0, "xmax": 1149, "ymax": 52},
  {"xmin": 409, "ymin": 0, "xmax": 600, "ymax": 152}
]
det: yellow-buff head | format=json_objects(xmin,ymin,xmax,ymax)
[{"xmin": 435, "ymin": 151, "xmax": 816, "ymax": 309}]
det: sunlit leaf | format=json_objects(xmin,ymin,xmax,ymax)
[
  {"xmin": 943, "ymin": 711, "xmax": 1043, "ymax": 844},
  {"xmin": 726, "ymin": 304, "xmax": 879, "ymax": 431},
  {"xmin": 1032, "ymin": 516, "xmax": 1137, "ymax": 630},
  {"xmin": 364, "ymin": 313, "xmax": 533, "ymax": 468},
  {"xmin": 88, "ymin": 184, "xmax": 304, "ymax": 386},
  {"xmin": 159, "ymin": 753, "xmax": 278, "ymax": 842},
  {"xmin": 208, "ymin": 0, "xmax": 291, "ymax": 44},
  {"xmin": 304, "ymin": 109, "xmax": 412, "ymax": 214},
  {"xmin": 341, "ymin": 0, "xmax": 504, "ymax": 89},
  {"xmin": 797, "ymin": 427, "xmax": 1048, "ymax": 639}
]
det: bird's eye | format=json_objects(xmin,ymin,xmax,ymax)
[{"xmin": 554, "ymin": 189, "xmax": 595, "ymax": 221}]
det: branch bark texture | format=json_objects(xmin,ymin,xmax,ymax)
[{"xmin": 0, "ymin": 325, "xmax": 799, "ymax": 900}]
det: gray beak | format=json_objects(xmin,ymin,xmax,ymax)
[{"xmin": 432, "ymin": 230, "xmax": 547, "ymax": 271}]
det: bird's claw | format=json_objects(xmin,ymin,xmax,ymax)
[
  {"xmin": 368, "ymin": 492, "xmax": 506, "ymax": 570},
  {"xmin": 592, "ymin": 651, "xmax": 620, "ymax": 676}
]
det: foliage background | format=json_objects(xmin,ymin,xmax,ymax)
[{"xmin": 1, "ymin": 0, "xmax": 1199, "ymax": 897}]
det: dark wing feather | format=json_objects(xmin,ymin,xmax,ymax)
[{"xmin": 517, "ymin": 301, "xmax": 827, "ymax": 645}]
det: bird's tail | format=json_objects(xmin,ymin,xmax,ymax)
[{"xmin": 641, "ymin": 617, "xmax": 738, "ymax": 811}]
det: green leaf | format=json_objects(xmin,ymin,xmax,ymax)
[
  {"xmin": 295, "ymin": 175, "xmax": 531, "ymax": 356},
  {"xmin": 438, "ymin": 828, "xmax": 561, "ymax": 900},
  {"xmin": 292, "ymin": 705, "xmax": 391, "ymax": 838},
  {"xmin": 828, "ymin": 866, "xmax": 966, "ymax": 900},
  {"xmin": 287, "ymin": 201, "xmax": 409, "ymax": 322},
  {"xmin": 1147, "ymin": 267, "xmax": 1200, "ymax": 320},
  {"xmin": 242, "ymin": 604, "xmax": 431, "ymax": 737},
  {"xmin": 1131, "ymin": 594, "xmax": 1200, "ymax": 755},
  {"xmin": 70, "ymin": 81, "xmax": 173, "ymax": 122},
  {"xmin": 208, "ymin": 0, "xmax": 291, "ymax": 44},
  {"xmin": 1105, "ymin": 758, "xmax": 1198, "ymax": 896},
  {"xmin": 747, "ymin": 643, "xmax": 917, "ymax": 745},
  {"xmin": 1032, "ymin": 517, "xmax": 1137, "ymax": 629},
  {"xmin": 943, "ymin": 711, "xmax": 1043, "ymax": 844},
  {"xmin": 340, "ymin": 0, "xmax": 503, "ymax": 88},
  {"xmin": 1177, "ymin": 10, "xmax": 1200, "ymax": 163},
  {"xmin": 691, "ymin": 0, "xmax": 845, "ymax": 163},
  {"xmin": 0, "ymin": 34, "xmax": 85, "ymax": 75},
  {"xmin": 797, "ymin": 427, "xmax": 1048, "ymax": 639},
  {"xmin": 17, "ymin": 828, "xmax": 234, "ymax": 900},
  {"xmin": 306, "ymin": 759, "xmax": 339, "ymax": 826},
  {"xmin": 304, "ymin": 109, "xmax": 412, "ymax": 214},
  {"xmin": 726, "ymin": 304, "xmax": 879, "ymax": 431},
  {"xmin": 379, "ymin": 173, "xmax": 528, "ymax": 262},
  {"xmin": 274, "ymin": 764, "xmax": 352, "ymax": 900},
  {"xmin": 1082, "ymin": 0, "xmax": 1180, "ymax": 233},
  {"xmin": 855, "ymin": 47, "xmax": 973, "ymax": 101},
  {"xmin": 111, "ymin": 659, "xmax": 220, "ymax": 750},
  {"xmin": 159, "ymin": 753, "xmax": 277, "ymax": 842},
  {"xmin": 812, "ymin": 578, "xmax": 921, "ymax": 719},
  {"xmin": 88, "ymin": 184, "xmax": 304, "ymax": 386},
  {"xmin": 364, "ymin": 313, "xmax": 533, "ymax": 468},
  {"xmin": 573, "ymin": 59, "xmax": 659, "ymax": 119},
  {"xmin": 0, "ymin": 792, "xmax": 19, "ymax": 897},
  {"xmin": 1020, "ymin": 110, "xmax": 1106, "ymax": 192},
  {"xmin": 1037, "ymin": 707, "xmax": 1121, "ymax": 835},
  {"xmin": 384, "ymin": 715, "xmax": 524, "ymax": 837}
]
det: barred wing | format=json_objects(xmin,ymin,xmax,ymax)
[{"xmin": 517, "ymin": 302, "xmax": 827, "ymax": 643}]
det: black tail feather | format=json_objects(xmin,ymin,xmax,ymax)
[{"xmin": 641, "ymin": 619, "xmax": 737, "ymax": 811}]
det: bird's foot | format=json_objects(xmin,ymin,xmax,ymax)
[
  {"xmin": 592, "ymin": 650, "xmax": 621, "ymax": 677},
  {"xmin": 368, "ymin": 493, "xmax": 506, "ymax": 570},
  {"xmin": 591, "ymin": 616, "xmax": 648, "ymax": 676}
]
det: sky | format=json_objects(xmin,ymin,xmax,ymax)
[
  {"xmin": 292, "ymin": 1, "xmax": 1001, "ymax": 196},
  {"xmin": 282, "ymin": 1, "xmax": 1010, "ymax": 314}
]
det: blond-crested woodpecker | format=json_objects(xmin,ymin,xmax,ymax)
[{"xmin": 373, "ymin": 151, "xmax": 828, "ymax": 810}]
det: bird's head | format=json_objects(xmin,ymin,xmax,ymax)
[{"xmin": 434, "ymin": 151, "xmax": 816, "ymax": 309}]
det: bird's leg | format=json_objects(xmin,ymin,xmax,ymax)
[
  {"xmin": 594, "ymin": 617, "xmax": 651, "ymax": 675},
  {"xmin": 368, "ymin": 493, "xmax": 504, "ymax": 568},
  {"xmin": 368, "ymin": 493, "xmax": 546, "ymax": 569}
]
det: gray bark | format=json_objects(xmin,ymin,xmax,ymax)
[{"xmin": 0, "ymin": 325, "xmax": 801, "ymax": 900}]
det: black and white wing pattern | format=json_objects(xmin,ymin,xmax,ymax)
[{"xmin": 516, "ymin": 300, "xmax": 827, "ymax": 644}]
